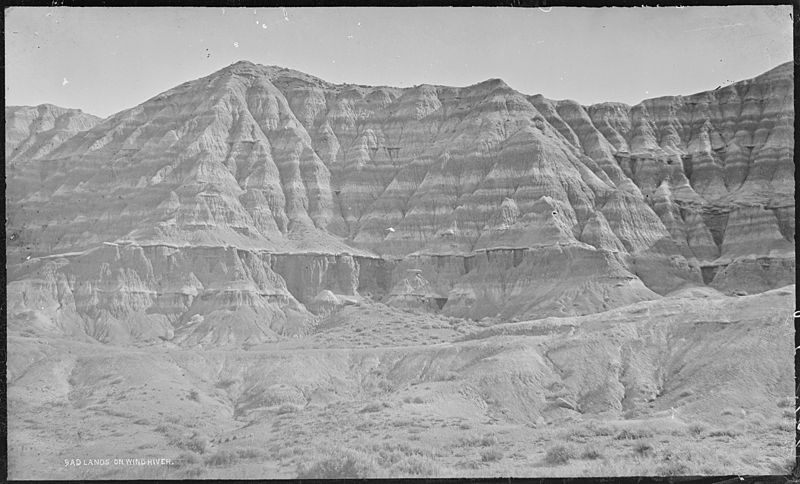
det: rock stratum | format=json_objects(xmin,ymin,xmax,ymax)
[{"xmin": 6, "ymin": 61, "xmax": 794, "ymax": 347}]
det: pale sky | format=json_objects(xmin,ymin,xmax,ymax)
[{"xmin": 5, "ymin": 6, "xmax": 793, "ymax": 118}]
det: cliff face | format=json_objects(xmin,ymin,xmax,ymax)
[{"xmin": 6, "ymin": 61, "xmax": 794, "ymax": 346}]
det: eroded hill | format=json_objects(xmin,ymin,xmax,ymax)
[
  {"xmin": 5, "ymin": 61, "xmax": 794, "ymax": 346},
  {"xmin": 5, "ymin": 62, "xmax": 795, "ymax": 479}
]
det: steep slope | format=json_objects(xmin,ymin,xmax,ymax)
[
  {"xmin": 5, "ymin": 61, "xmax": 794, "ymax": 346},
  {"xmin": 5, "ymin": 104, "xmax": 101, "ymax": 163}
]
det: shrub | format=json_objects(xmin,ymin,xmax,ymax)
[
  {"xmin": 459, "ymin": 422, "xmax": 472, "ymax": 430},
  {"xmin": 782, "ymin": 408, "xmax": 796, "ymax": 419},
  {"xmin": 372, "ymin": 449, "xmax": 405, "ymax": 467},
  {"xmin": 277, "ymin": 447, "xmax": 294, "ymax": 459},
  {"xmin": 707, "ymin": 428, "xmax": 741, "ymax": 438},
  {"xmin": 359, "ymin": 401, "xmax": 384, "ymax": 413},
  {"xmin": 458, "ymin": 459, "xmax": 481, "ymax": 469},
  {"xmin": 544, "ymin": 445, "xmax": 574, "ymax": 465},
  {"xmin": 478, "ymin": 434, "xmax": 498, "ymax": 447},
  {"xmin": 412, "ymin": 396, "xmax": 425, "ymax": 404},
  {"xmin": 236, "ymin": 447, "xmax": 263, "ymax": 459},
  {"xmin": 216, "ymin": 379, "xmax": 236, "ymax": 389},
  {"xmin": 632, "ymin": 441, "xmax": 654, "ymax": 457},
  {"xmin": 566, "ymin": 428, "xmax": 588, "ymax": 443},
  {"xmin": 776, "ymin": 397, "xmax": 795, "ymax": 408},
  {"xmin": 480, "ymin": 448, "xmax": 504, "ymax": 462},
  {"xmin": 768, "ymin": 456, "xmax": 796, "ymax": 474},
  {"xmin": 183, "ymin": 466, "xmax": 205, "ymax": 478},
  {"xmin": 655, "ymin": 460, "xmax": 690, "ymax": 476},
  {"xmin": 188, "ymin": 389, "xmax": 200, "ymax": 402},
  {"xmin": 614, "ymin": 428, "xmax": 654, "ymax": 440},
  {"xmin": 687, "ymin": 423, "xmax": 707, "ymax": 437},
  {"xmin": 204, "ymin": 450, "xmax": 238, "ymax": 467},
  {"xmin": 370, "ymin": 441, "xmax": 434, "ymax": 467},
  {"xmin": 175, "ymin": 452, "xmax": 201, "ymax": 467},
  {"xmin": 459, "ymin": 434, "xmax": 498, "ymax": 447},
  {"xmin": 297, "ymin": 449, "xmax": 378, "ymax": 479},
  {"xmin": 441, "ymin": 371, "xmax": 459, "ymax": 381},
  {"xmin": 769, "ymin": 418, "xmax": 793, "ymax": 432},
  {"xmin": 184, "ymin": 433, "xmax": 211, "ymax": 454},
  {"xmin": 581, "ymin": 446, "xmax": 603, "ymax": 460},
  {"xmin": 277, "ymin": 403, "xmax": 300, "ymax": 415},
  {"xmin": 745, "ymin": 413, "xmax": 767, "ymax": 431},
  {"xmin": 623, "ymin": 409, "xmax": 638, "ymax": 420},
  {"xmin": 585, "ymin": 421, "xmax": 616, "ymax": 436},
  {"xmin": 391, "ymin": 455, "xmax": 441, "ymax": 476}
]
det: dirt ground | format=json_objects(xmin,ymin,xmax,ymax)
[{"xmin": 6, "ymin": 286, "xmax": 796, "ymax": 479}]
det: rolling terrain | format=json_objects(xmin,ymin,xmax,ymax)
[
  {"xmin": 5, "ymin": 61, "xmax": 795, "ymax": 478},
  {"xmin": 6, "ymin": 286, "xmax": 795, "ymax": 478}
]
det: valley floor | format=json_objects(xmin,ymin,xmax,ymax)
[{"xmin": 6, "ymin": 286, "xmax": 796, "ymax": 479}]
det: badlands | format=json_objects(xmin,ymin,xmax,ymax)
[{"xmin": 5, "ymin": 60, "xmax": 795, "ymax": 478}]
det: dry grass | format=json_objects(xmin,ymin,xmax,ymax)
[
  {"xmin": 580, "ymin": 446, "xmax": 603, "ymax": 460},
  {"xmin": 203, "ymin": 450, "xmax": 238, "ymax": 467},
  {"xmin": 183, "ymin": 433, "xmax": 211, "ymax": 454},
  {"xmin": 614, "ymin": 427, "xmax": 654, "ymax": 440},
  {"xmin": 277, "ymin": 403, "xmax": 301, "ymax": 415},
  {"xmin": 632, "ymin": 441, "xmax": 654, "ymax": 457},
  {"xmin": 175, "ymin": 452, "xmax": 201, "ymax": 467},
  {"xmin": 707, "ymin": 428, "xmax": 742, "ymax": 438},
  {"xmin": 234, "ymin": 447, "xmax": 263, "ymax": 459},
  {"xmin": 390, "ymin": 455, "xmax": 441, "ymax": 477},
  {"xmin": 216, "ymin": 378, "xmax": 237, "ymax": 389},
  {"xmin": 687, "ymin": 423, "xmax": 707, "ymax": 437},
  {"xmin": 458, "ymin": 433, "xmax": 499, "ymax": 448},
  {"xmin": 584, "ymin": 421, "xmax": 616, "ymax": 437},
  {"xmin": 296, "ymin": 448, "xmax": 378, "ymax": 479},
  {"xmin": 544, "ymin": 444, "xmax": 575, "ymax": 465},
  {"xmin": 6, "ymin": 289, "xmax": 794, "ymax": 480},
  {"xmin": 654, "ymin": 460, "xmax": 690, "ymax": 476},
  {"xmin": 359, "ymin": 401, "xmax": 386, "ymax": 413},
  {"xmin": 480, "ymin": 447, "xmax": 504, "ymax": 462}
]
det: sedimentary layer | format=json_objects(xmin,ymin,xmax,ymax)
[{"xmin": 6, "ymin": 61, "xmax": 794, "ymax": 345}]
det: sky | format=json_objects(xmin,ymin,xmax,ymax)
[{"xmin": 5, "ymin": 6, "xmax": 793, "ymax": 118}]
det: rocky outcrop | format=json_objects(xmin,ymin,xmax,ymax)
[
  {"xmin": 446, "ymin": 246, "xmax": 659, "ymax": 320},
  {"xmin": 5, "ymin": 61, "xmax": 793, "ymax": 346},
  {"xmin": 270, "ymin": 253, "xmax": 360, "ymax": 305},
  {"xmin": 385, "ymin": 269, "xmax": 445, "ymax": 311},
  {"xmin": 307, "ymin": 290, "xmax": 342, "ymax": 316},
  {"xmin": 8, "ymin": 244, "xmax": 311, "ymax": 346}
]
